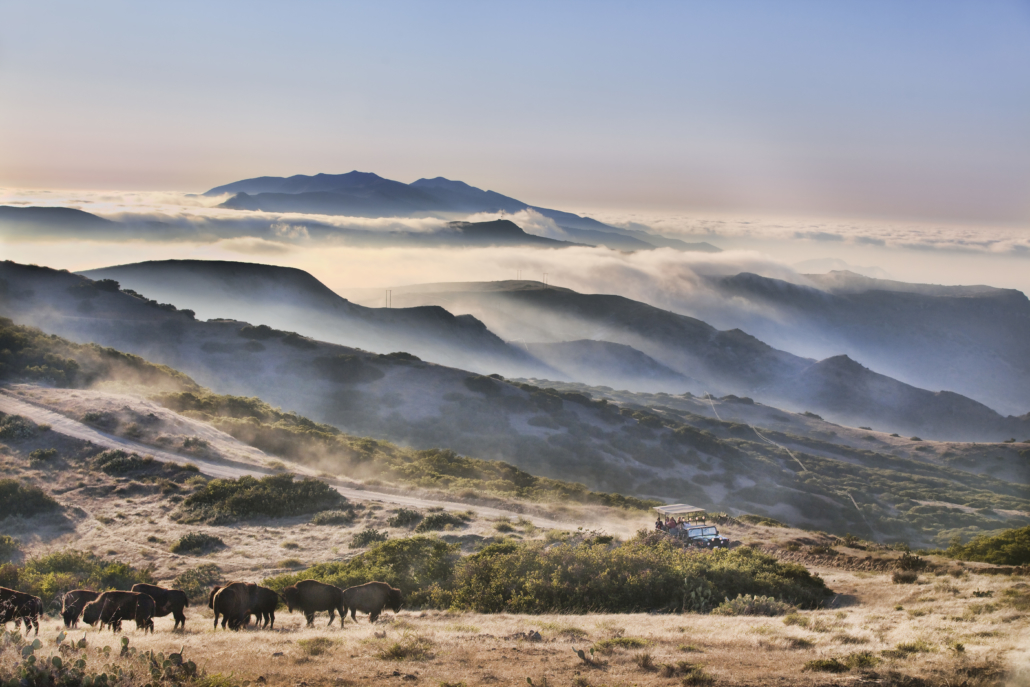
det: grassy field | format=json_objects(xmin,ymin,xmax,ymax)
[{"xmin": 2, "ymin": 567, "xmax": 1027, "ymax": 687}]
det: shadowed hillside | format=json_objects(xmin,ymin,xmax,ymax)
[
  {"xmin": 79, "ymin": 259, "xmax": 549, "ymax": 378},
  {"xmin": 349, "ymin": 280, "xmax": 1030, "ymax": 441},
  {"xmin": 714, "ymin": 270, "xmax": 1030, "ymax": 416}
]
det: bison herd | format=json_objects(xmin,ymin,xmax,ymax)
[{"xmin": 1, "ymin": 579, "xmax": 402, "ymax": 635}]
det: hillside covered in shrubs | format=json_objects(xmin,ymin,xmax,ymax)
[
  {"xmin": 264, "ymin": 532, "xmax": 833, "ymax": 613},
  {"xmin": 0, "ymin": 549, "xmax": 153, "ymax": 609},
  {"xmin": 0, "ymin": 317, "xmax": 197, "ymax": 392},
  {"xmin": 156, "ymin": 391, "xmax": 660, "ymax": 510},
  {"xmin": 945, "ymin": 525, "xmax": 1030, "ymax": 566},
  {"xmin": 172, "ymin": 473, "xmax": 347, "ymax": 524}
]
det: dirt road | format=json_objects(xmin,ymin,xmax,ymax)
[{"xmin": 0, "ymin": 389, "xmax": 569, "ymax": 529}]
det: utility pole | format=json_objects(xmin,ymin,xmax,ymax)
[{"xmin": 542, "ymin": 273, "xmax": 548, "ymax": 287}]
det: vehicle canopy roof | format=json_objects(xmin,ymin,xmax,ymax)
[{"xmin": 653, "ymin": 504, "xmax": 706, "ymax": 516}]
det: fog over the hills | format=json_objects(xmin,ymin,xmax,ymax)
[{"xmin": 4, "ymin": 187, "xmax": 1030, "ymax": 415}]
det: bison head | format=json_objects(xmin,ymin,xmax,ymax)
[
  {"xmin": 82, "ymin": 599, "xmax": 102, "ymax": 627},
  {"xmin": 387, "ymin": 587, "xmax": 403, "ymax": 614},
  {"xmin": 282, "ymin": 586, "xmax": 299, "ymax": 613}
]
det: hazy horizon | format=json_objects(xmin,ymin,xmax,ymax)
[{"xmin": 2, "ymin": 1, "xmax": 1029, "ymax": 224}]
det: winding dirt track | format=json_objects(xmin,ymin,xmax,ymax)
[{"xmin": 0, "ymin": 390, "xmax": 568, "ymax": 530}]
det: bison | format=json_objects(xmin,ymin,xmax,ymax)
[
  {"xmin": 62, "ymin": 589, "xmax": 101, "ymax": 629},
  {"xmin": 281, "ymin": 579, "xmax": 345, "ymax": 627},
  {"xmin": 131, "ymin": 583, "xmax": 189, "ymax": 630},
  {"xmin": 209, "ymin": 582, "xmax": 255, "ymax": 631},
  {"xmin": 82, "ymin": 591, "xmax": 156, "ymax": 633},
  {"xmin": 342, "ymin": 582, "xmax": 403, "ymax": 624},
  {"xmin": 248, "ymin": 585, "xmax": 281, "ymax": 629},
  {"xmin": 208, "ymin": 583, "xmax": 280, "ymax": 630},
  {"xmin": 0, "ymin": 586, "xmax": 42, "ymax": 635}
]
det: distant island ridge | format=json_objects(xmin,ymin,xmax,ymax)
[{"xmin": 206, "ymin": 171, "xmax": 720, "ymax": 253}]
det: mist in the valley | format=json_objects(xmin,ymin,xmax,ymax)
[{"xmin": 5, "ymin": 188, "xmax": 1030, "ymax": 415}]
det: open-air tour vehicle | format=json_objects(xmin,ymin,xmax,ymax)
[{"xmin": 653, "ymin": 503, "xmax": 730, "ymax": 548}]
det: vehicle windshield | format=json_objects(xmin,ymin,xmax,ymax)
[
  {"xmin": 687, "ymin": 528, "xmax": 705, "ymax": 536},
  {"xmin": 703, "ymin": 526, "xmax": 717, "ymax": 536}
]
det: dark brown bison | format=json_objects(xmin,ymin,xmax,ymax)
[
  {"xmin": 281, "ymin": 579, "xmax": 345, "ymax": 627},
  {"xmin": 82, "ymin": 591, "xmax": 156, "ymax": 633},
  {"xmin": 248, "ymin": 585, "xmax": 281, "ymax": 629},
  {"xmin": 208, "ymin": 583, "xmax": 280, "ymax": 630},
  {"xmin": 62, "ymin": 589, "xmax": 101, "ymax": 629},
  {"xmin": 0, "ymin": 586, "xmax": 42, "ymax": 635},
  {"xmin": 131, "ymin": 583, "xmax": 189, "ymax": 630},
  {"xmin": 342, "ymin": 582, "xmax": 403, "ymax": 624},
  {"xmin": 209, "ymin": 582, "xmax": 255, "ymax": 631}
]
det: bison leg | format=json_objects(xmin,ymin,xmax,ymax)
[
  {"xmin": 304, "ymin": 611, "xmax": 314, "ymax": 627},
  {"xmin": 268, "ymin": 611, "xmax": 275, "ymax": 630},
  {"xmin": 326, "ymin": 608, "xmax": 336, "ymax": 627},
  {"xmin": 370, "ymin": 610, "xmax": 380, "ymax": 624},
  {"xmin": 173, "ymin": 609, "xmax": 186, "ymax": 631}
]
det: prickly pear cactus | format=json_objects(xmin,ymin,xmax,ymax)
[{"xmin": 682, "ymin": 578, "xmax": 715, "ymax": 613}]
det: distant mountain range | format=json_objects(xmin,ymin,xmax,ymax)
[
  {"xmin": 67, "ymin": 259, "xmax": 1030, "ymax": 440},
  {"xmin": 206, "ymin": 171, "xmax": 719, "ymax": 252},
  {"xmin": 356, "ymin": 279, "xmax": 1030, "ymax": 440},
  {"xmin": 711, "ymin": 270, "xmax": 1030, "ymax": 416}
]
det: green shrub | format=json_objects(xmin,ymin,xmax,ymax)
[
  {"xmin": 265, "ymin": 536, "xmax": 457, "ymax": 606},
  {"xmin": 443, "ymin": 536, "xmax": 831, "ymax": 614},
  {"xmin": 881, "ymin": 640, "xmax": 933, "ymax": 659},
  {"xmin": 0, "ymin": 534, "xmax": 18, "ymax": 559},
  {"xmin": 311, "ymin": 509, "xmax": 355, "ymax": 525},
  {"xmin": 804, "ymin": 658, "xmax": 848, "ymax": 673},
  {"xmin": 28, "ymin": 448, "xmax": 58, "ymax": 463},
  {"xmin": 388, "ymin": 508, "xmax": 423, "ymax": 528},
  {"xmin": 711, "ymin": 594, "xmax": 796, "ymax": 616},
  {"xmin": 593, "ymin": 637, "xmax": 650, "ymax": 655},
  {"xmin": 91, "ymin": 449, "xmax": 156, "ymax": 474},
  {"xmin": 805, "ymin": 652, "xmax": 880, "ymax": 672},
  {"xmin": 0, "ymin": 414, "xmax": 36, "ymax": 440},
  {"xmin": 173, "ymin": 473, "xmax": 345, "ymax": 524},
  {"xmin": 782, "ymin": 612, "xmax": 809, "ymax": 627},
  {"xmin": 376, "ymin": 633, "xmax": 434, "ymax": 661},
  {"xmin": 946, "ymin": 526, "xmax": 1030, "ymax": 566},
  {"xmin": 172, "ymin": 563, "xmax": 222, "ymax": 603},
  {"xmin": 0, "ymin": 479, "xmax": 61, "ymax": 519},
  {"xmin": 298, "ymin": 637, "xmax": 335, "ymax": 656},
  {"xmin": 892, "ymin": 570, "xmax": 919, "ymax": 584},
  {"xmin": 170, "ymin": 532, "xmax": 226, "ymax": 554},
  {"xmin": 278, "ymin": 558, "xmax": 304, "ymax": 568},
  {"xmin": 3, "ymin": 549, "xmax": 152, "ymax": 608},
  {"xmin": 415, "ymin": 512, "xmax": 471, "ymax": 532},
  {"xmin": 351, "ymin": 528, "xmax": 389, "ymax": 548}
]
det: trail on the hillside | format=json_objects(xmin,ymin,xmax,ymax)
[{"xmin": 0, "ymin": 390, "xmax": 569, "ymax": 529}]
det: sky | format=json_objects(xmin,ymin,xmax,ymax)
[{"xmin": 2, "ymin": 0, "xmax": 1029, "ymax": 223}]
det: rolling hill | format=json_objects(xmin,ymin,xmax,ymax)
[
  {"xmin": 3, "ymin": 262, "xmax": 1029, "ymax": 546},
  {"xmin": 349, "ymin": 280, "xmax": 1030, "ymax": 441}
]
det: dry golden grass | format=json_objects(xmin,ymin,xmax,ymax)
[{"xmin": 2, "ymin": 569, "xmax": 1024, "ymax": 687}]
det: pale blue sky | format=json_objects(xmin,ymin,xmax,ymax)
[{"xmin": 1, "ymin": 1, "xmax": 1028, "ymax": 221}]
